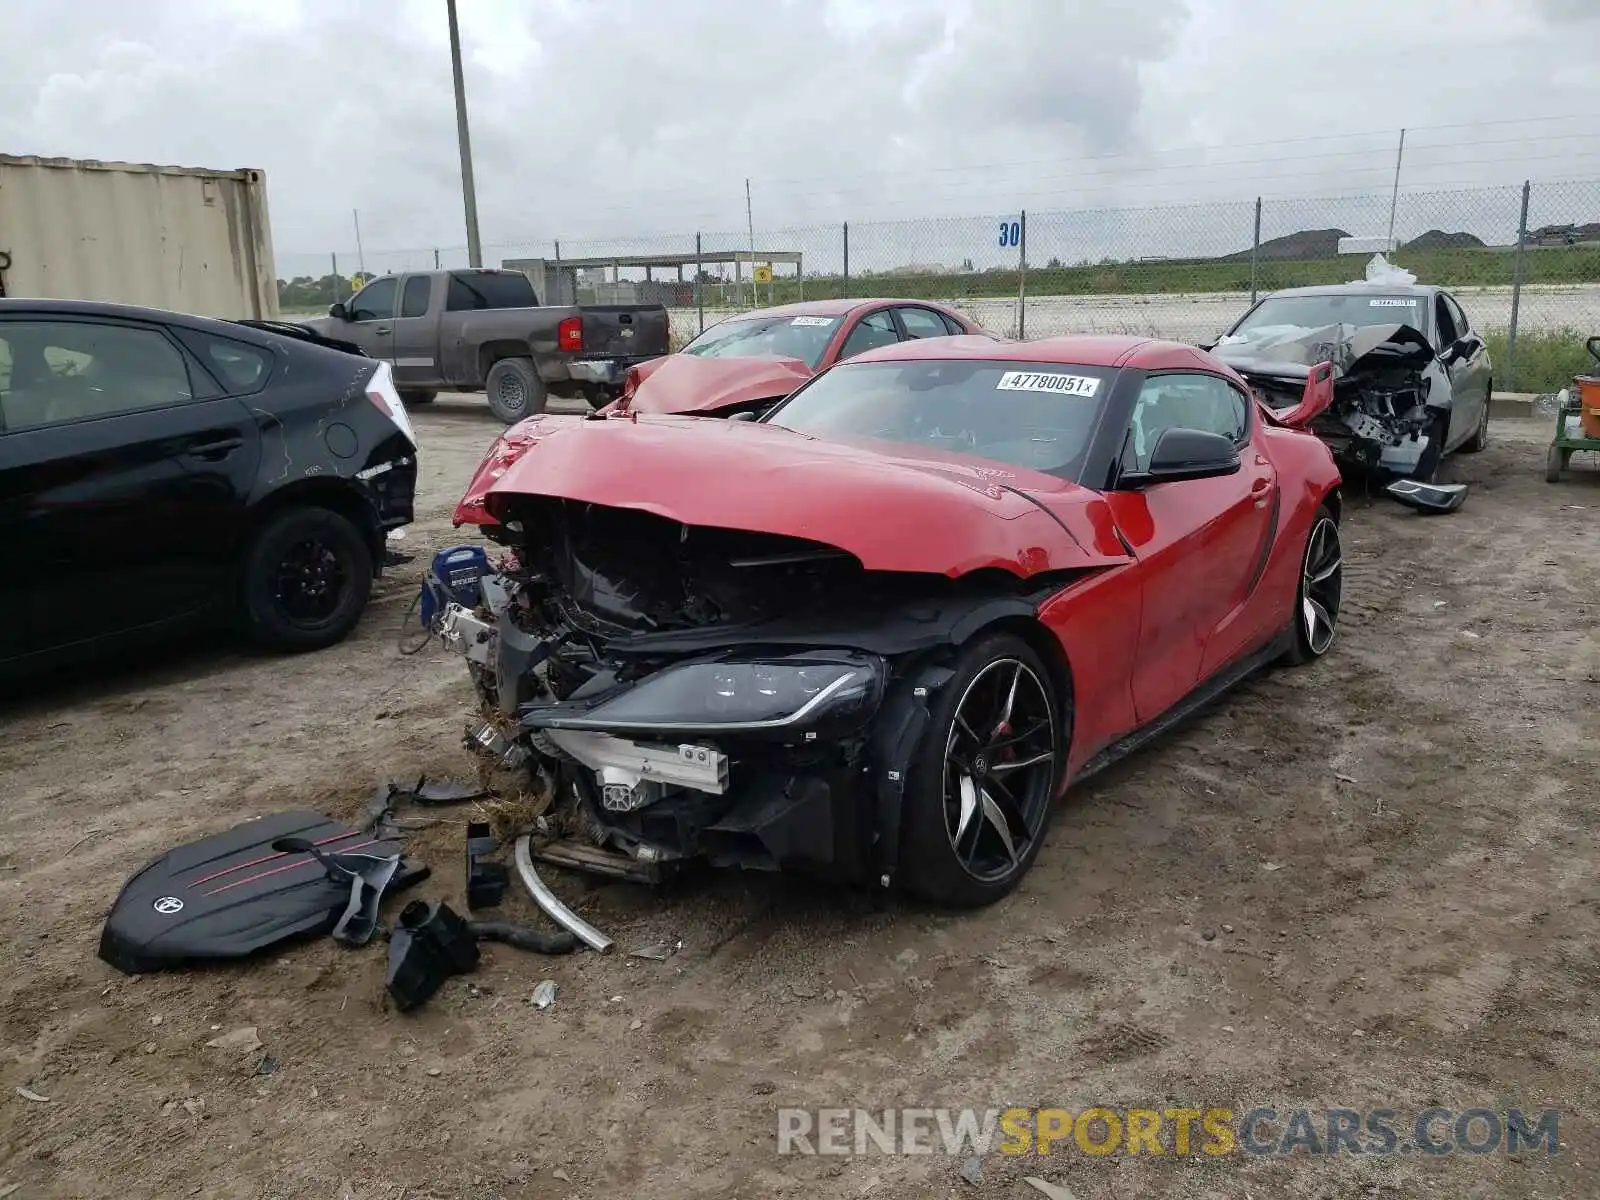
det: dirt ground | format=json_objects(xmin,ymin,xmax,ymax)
[{"xmin": 3, "ymin": 397, "xmax": 1599, "ymax": 1200}]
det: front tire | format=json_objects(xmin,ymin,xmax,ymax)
[
  {"xmin": 485, "ymin": 358, "xmax": 547, "ymax": 424},
  {"xmin": 1459, "ymin": 385, "xmax": 1490, "ymax": 453},
  {"xmin": 240, "ymin": 506, "xmax": 373, "ymax": 653},
  {"xmin": 1280, "ymin": 505, "xmax": 1342, "ymax": 666},
  {"xmin": 899, "ymin": 633, "xmax": 1065, "ymax": 908}
]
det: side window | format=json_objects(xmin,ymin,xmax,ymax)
[
  {"xmin": 1124, "ymin": 373, "xmax": 1250, "ymax": 472},
  {"xmin": 446, "ymin": 276, "xmax": 484, "ymax": 312},
  {"xmin": 896, "ymin": 307, "xmax": 950, "ymax": 341},
  {"xmin": 174, "ymin": 328, "xmax": 272, "ymax": 393},
  {"xmin": 1434, "ymin": 296, "xmax": 1459, "ymax": 348},
  {"xmin": 347, "ymin": 277, "xmax": 397, "ymax": 322},
  {"xmin": 1444, "ymin": 294, "xmax": 1470, "ymax": 337},
  {"xmin": 836, "ymin": 311, "xmax": 899, "ymax": 360},
  {"xmin": 0, "ymin": 320, "xmax": 194, "ymax": 431},
  {"xmin": 399, "ymin": 276, "xmax": 431, "ymax": 319},
  {"xmin": 939, "ymin": 312, "xmax": 968, "ymax": 336}
]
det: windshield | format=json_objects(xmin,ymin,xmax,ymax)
[
  {"xmin": 1228, "ymin": 293, "xmax": 1428, "ymax": 339},
  {"xmin": 765, "ymin": 359, "xmax": 1113, "ymax": 479},
  {"xmin": 681, "ymin": 313, "xmax": 838, "ymax": 368}
]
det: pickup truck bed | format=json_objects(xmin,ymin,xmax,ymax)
[{"xmin": 299, "ymin": 268, "xmax": 670, "ymax": 422}]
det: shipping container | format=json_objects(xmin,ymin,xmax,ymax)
[{"xmin": 0, "ymin": 155, "xmax": 279, "ymax": 319}]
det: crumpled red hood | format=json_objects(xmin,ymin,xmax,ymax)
[
  {"xmin": 626, "ymin": 353, "xmax": 816, "ymax": 415},
  {"xmin": 483, "ymin": 414, "xmax": 1126, "ymax": 578}
]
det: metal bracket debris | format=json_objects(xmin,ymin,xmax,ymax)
[{"xmin": 513, "ymin": 834, "xmax": 614, "ymax": 954}]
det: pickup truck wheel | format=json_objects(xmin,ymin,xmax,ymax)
[
  {"xmin": 485, "ymin": 358, "xmax": 546, "ymax": 424},
  {"xmin": 399, "ymin": 389, "xmax": 436, "ymax": 406},
  {"xmin": 239, "ymin": 506, "xmax": 373, "ymax": 653}
]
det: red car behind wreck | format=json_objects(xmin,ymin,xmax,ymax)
[
  {"xmin": 443, "ymin": 334, "xmax": 1342, "ymax": 906},
  {"xmin": 612, "ymin": 297, "xmax": 991, "ymax": 418}
]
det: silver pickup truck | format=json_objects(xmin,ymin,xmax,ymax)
[{"xmin": 300, "ymin": 268, "xmax": 671, "ymax": 422}]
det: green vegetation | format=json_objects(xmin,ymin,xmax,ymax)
[
  {"xmin": 1487, "ymin": 330, "xmax": 1597, "ymax": 394},
  {"xmin": 756, "ymin": 244, "xmax": 1600, "ymax": 306}
]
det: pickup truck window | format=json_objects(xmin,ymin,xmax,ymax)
[
  {"xmin": 400, "ymin": 276, "xmax": 430, "ymax": 319},
  {"xmin": 446, "ymin": 272, "xmax": 538, "ymax": 312},
  {"xmin": 349, "ymin": 278, "xmax": 396, "ymax": 322}
]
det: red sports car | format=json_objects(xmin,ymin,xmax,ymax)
[
  {"xmin": 443, "ymin": 335, "xmax": 1342, "ymax": 906},
  {"xmin": 613, "ymin": 297, "xmax": 992, "ymax": 418}
]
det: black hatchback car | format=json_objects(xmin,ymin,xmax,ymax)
[{"xmin": 0, "ymin": 299, "xmax": 418, "ymax": 677}]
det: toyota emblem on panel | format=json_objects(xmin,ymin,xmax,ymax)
[{"xmin": 153, "ymin": 896, "xmax": 184, "ymax": 915}]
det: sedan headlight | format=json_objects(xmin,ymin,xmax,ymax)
[{"xmin": 535, "ymin": 653, "xmax": 884, "ymax": 734}]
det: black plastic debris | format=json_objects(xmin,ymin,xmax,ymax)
[
  {"xmin": 468, "ymin": 921, "xmax": 575, "ymax": 956},
  {"xmin": 465, "ymin": 822, "xmax": 509, "ymax": 909},
  {"xmin": 98, "ymin": 811, "xmax": 428, "ymax": 975},
  {"xmin": 1385, "ymin": 478, "xmax": 1468, "ymax": 513},
  {"xmin": 385, "ymin": 900, "xmax": 481, "ymax": 1012},
  {"xmin": 415, "ymin": 776, "xmax": 488, "ymax": 806},
  {"xmin": 271, "ymin": 837, "xmax": 403, "ymax": 947}
]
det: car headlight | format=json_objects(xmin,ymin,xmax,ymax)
[{"xmin": 536, "ymin": 653, "xmax": 884, "ymax": 734}]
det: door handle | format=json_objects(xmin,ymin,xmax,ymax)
[
  {"xmin": 188, "ymin": 436, "xmax": 244, "ymax": 460},
  {"xmin": 374, "ymin": 326, "xmax": 392, "ymax": 336},
  {"xmin": 1250, "ymin": 476, "xmax": 1272, "ymax": 495}
]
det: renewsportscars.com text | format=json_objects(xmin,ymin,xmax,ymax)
[{"xmin": 777, "ymin": 1106, "xmax": 1560, "ymax": 1158}]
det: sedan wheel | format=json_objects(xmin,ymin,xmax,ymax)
[
  {"xmin": 901, "ymin": 633, "xmax": 1065, "ymax": 907},
  {"xmin": 1282, "ymin": 506, "xmax": 1342, "ymax": 665}
]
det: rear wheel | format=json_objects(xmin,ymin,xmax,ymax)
[
  {"xmin": 1546, "ymin": 444, "xmax": 1570, "ymax": 483},
  {"xmin": 899, "ymin": 633, "xmax": 1065, "ymax": 908},
  {"xmin": 1280, "ymin": 506, "xmax": 1342, "ymax": 666},
  {"xmin": 485, "ymin": 358, "xmax": 547, "ymax": 424},
  {"xmin": 240, "ymin": 506, "xmax": 373, "ymax": 653},
  {"xmin": 399, "ymin": 389, "xmax": 436, "ymax": 406}
]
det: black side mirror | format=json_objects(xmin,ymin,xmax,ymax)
[
  {"xmin": 728, "ymin": 410, "xmax": 757, "ymax": 422},
  {"xmin": 328, "ymin": 302, "xmax": 348, "ymax": 320},
  {"xmin": 1120, "ymin": 428, "xmax": 1241, "ymax": 488}
]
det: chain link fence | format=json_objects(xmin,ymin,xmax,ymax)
[{"xmin": 276, "ymin": 179, "xmax": 1600, "ymax": 392}]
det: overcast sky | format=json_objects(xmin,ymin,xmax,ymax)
[{"xmin": 3, "ymin": 0, "xmax": 1598, "ymax": 275}]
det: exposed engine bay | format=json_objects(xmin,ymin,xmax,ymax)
[
  {"xmin": 1214, "ymin": 322, "xmax": 1450, "ymax": 479},
  {"xmin": 438, "ymin": 497, "xmax": 1073, "ymax": 886}
]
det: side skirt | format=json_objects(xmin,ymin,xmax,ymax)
[{"xmin": 1069, "ymin": 623, "xmax": 1295, "ymax": 787}]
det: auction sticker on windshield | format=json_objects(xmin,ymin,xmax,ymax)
[
  {"xmin": 1369, "ymin": 298, "xmax": 1416, "ymax": 307},
  {"xmin": 996, "ymin": 371, "xmax": 1101, "ymax": 397},
  {"xmin": 791, "ymin": 316, "xmax": 835, "ymax": 327}
]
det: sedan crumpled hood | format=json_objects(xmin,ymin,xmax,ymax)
[
  {"xmin": 484, "ymin": 415, "xmax": 1124, "ymax": 578},
  {"xmin": 1214, "ymin": 321, "xmax": 1434, "ymax": 381},
  {"xmin": 627, "ymin": 354, "xmax": 816, "ymax": 415}
]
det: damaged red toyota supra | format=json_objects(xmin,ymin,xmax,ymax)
[{"xmin": 441, "ymin": 334, "xmax": 1343, "ymax": 907}]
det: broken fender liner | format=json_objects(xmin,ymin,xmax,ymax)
[{"xmin": 98, "ymin": 811, "xmax": 428, "ymax": 975}]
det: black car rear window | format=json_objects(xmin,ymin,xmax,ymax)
[
  {"xmin": 174, "ymin": 328, "xmax": 273, "ymax": 393},
  {"xmin": 446, "ymin": 271, "xmax": 537, "ymax": 311}
]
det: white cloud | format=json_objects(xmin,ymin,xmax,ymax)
[{"xmin": 0, "ymin": 0, "xmax": 1595, "ymax": 276}]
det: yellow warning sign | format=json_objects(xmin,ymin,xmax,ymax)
[{"xmin": 753, "ymin": 264, "xmax": 774, "ymax": 284}]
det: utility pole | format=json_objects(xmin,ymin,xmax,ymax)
[
  {"xmin": 447, "ymin": 0, "xmax": 483, "ymax": 267},
  {"xmin": 352, "ymin": 209, "xmax": 366, "ymax": 275},
  {"xmin": 745, "ymin": 177, "xmax": 756, "ymax": 307},
  {"xmin": 1386, "ymin": 128, "xmax": 1406, "ymax": 250}
]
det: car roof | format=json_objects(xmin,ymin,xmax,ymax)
[
  {"xmin": 849, "ymin": 333, "xmax": 1220, "ymax": 372},
  {"xmin": 0, "ymin": 297, "xmax": 287, "ymax": 347},
  {"xmin": 726, "ymin": 297, "xmax": 956, "ymax": 320},
  {"xmin": 1261, "ymin": 282, "xmax": 1444, "ymax": 299}
]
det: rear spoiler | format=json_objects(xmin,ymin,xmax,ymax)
[{"xmin": 232, "ymin": 320, "xmax": 369, "ymax": 358}]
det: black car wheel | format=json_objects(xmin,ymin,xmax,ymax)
[
  {"xmin": 485, "ymin": 358, "xmax": 547, "ymax": 424},
  {"xmin": 1281, "ymin": 506, "xmax": 1342, "ymax": 666},
  {"xmin": 900, "ymin": 633, "xmax": 1065, "ymax": 908},
  {"xmin": 240, "ymin": 506, "xmax": 373, "ymax": 653}
]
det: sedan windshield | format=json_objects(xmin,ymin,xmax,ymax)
[
  {"xmin": 681, "ymin": 313, "xmax": 838, "ymax": 368},
  {"xmin": 1229, "ymin": 293, "xmax": 1428, "ymax": 338},
  {"xmin": 765, "ymin": 359, "xmax": 1113, "ymax": 479}
]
